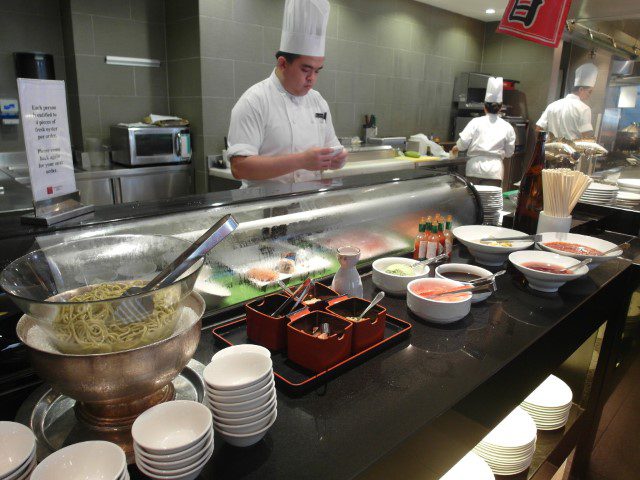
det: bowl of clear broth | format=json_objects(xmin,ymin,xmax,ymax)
[
  {"xmin": 537, "ymin": 232, "xmax": 622, "ymax": 269},
  {"xmin": 509, "ymin": 251, "xmax": 589, "ymax": 292},
  {"xmin": 435, "ymin": 263, "xmax": 493, "ymax": 303}
]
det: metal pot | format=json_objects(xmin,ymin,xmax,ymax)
[{"xmin": 616, "ymin": 122, "xmax": 640, "ymax": 152}]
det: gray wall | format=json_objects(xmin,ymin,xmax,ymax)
[
  {"xmin": 197, "ymin": 0, "xmax": 485, "ymax": 158},
  {"xmin": 481, "ymin": 22, "xmax": 555, "ymax": 125},
  {"xmin": 0, "ymin": 0, "xmax": 66, "ymax": 152}
]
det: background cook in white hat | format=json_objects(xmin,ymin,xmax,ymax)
[
  {"xmin": 451, "ymin": 77, "xmax": 516, "ymax": 187},
  {"xmin": 536, "ymin": 63, "xmax": 598, "ymax": 140},
  {"xmin": 227, "ymin": 0, "xmax": 346, "ymax": 189}
]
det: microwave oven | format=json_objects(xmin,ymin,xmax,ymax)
[{"xmin": 110, "ymin": 125, "xmax": 192, "ymax": 166}]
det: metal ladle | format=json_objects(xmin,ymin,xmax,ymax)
[{"xmin": 356, "ymin": 291, "xmax": 385, "ymax": 320}]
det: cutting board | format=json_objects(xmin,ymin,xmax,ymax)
[{"xmin": 396, "ymin": 155, "xmax": 443, "ymax": 163}]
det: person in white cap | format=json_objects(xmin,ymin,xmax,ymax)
[
  {"xmin": 536, "ymin": 63, "xmax": 598, "ymax": 140},
  {"xmin": 227, "ymin": 0, "xmax": 346, "ymax": 189},
  {"xmin": 451, "ymin": 77, "xmax": 516, "ymax": 187}
]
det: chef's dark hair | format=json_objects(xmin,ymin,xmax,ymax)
[
  {"xmin": 484, "ymin": 102, "xmax": 502, "ymax": 114},
  {"xmin": 275, "ymin": 51, "xmax": 300, "ymax": 63},
  {"xmin": 571, "ymin": 85, "xmax": 590, "ymax": 93}
]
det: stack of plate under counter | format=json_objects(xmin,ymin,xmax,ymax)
[
  {"xmin": 473, "ymin": 407, "xmax": 537, "ymax": 476},
  {"xmin": 474, "ymin": 186, "xmax": 503, "ymax": 226},
  {"xmin": 520, "ymin": 374, "xmax": 573, "ymax": 430},
  {"xmin": 440, "ymin": 451, "xmax": 494, "ymax": 479},
  {"xmin": 580, "ymin": 183, "xmax": 618, "ymax": 205}
]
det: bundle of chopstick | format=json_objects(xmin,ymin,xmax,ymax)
[{"xmin": 541, "ymin": 168, "xmax": 592, "ymax": 218}]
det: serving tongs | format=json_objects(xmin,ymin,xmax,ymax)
[
  {"xmin": 425, "ymin": 282, "xmax": 497, "ymax": 299},
  {"xmin": 113, "ymin": 214, "xmax": 239, "ymax": 324},
  {"xmin": 468, "ymin": 269, "xmax": 506, "ymax": 285},
  {"xmin": 271, "ymin": 278, "xmax": 311, "ymax": 317},
  {"xmin": 412, "ymin": 253, "xmax": 448, "ymax": 271},
  {"xmin": 479, "ymin": 234, "xmax": 542, "ymax": 243}
]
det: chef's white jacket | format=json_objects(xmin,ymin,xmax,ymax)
[
  {"xmin": 536, "ymin": 93, "xmax": 593, "ymax": 140},
  {"xmin": 456, "ymin": 114, "xmax": 516, "ymax": 180},
  {"xmin": 227, "ymin": 69, "xmax": 341, "ymax": 188}
]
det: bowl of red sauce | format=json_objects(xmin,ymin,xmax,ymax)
[
  {"xmin": 406, "ymin": 278, "xmax": 472, "ymax": 324},
  {"xmin": 509, "ymin": 250, "xmax": 589, "ymax": 292},
  {"xmin": 538, "ymin": 232, "xmax": 622, "ymax": 269}
]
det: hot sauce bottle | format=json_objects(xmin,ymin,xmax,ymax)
[
  {"xmin": 413, "ymin": 217, "xmax": 427, "ymax": 260},
  {"xmin": 436, "ymin": 219, "xmax": 446, "ymax": 255},
  {"xmin": 426, "ymin": 222, "xmax": 439, "ymax": 260},
  {"xmin": 444, "ymin": 215, "xmax": 454, "ymax": 259}
]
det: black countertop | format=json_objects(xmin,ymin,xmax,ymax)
[{"xmin": 122, "ymin": 233, "xmax": 639, "ymax": 480}]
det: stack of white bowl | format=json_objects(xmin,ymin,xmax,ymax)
[
  {"xmin": 580, "ymin": 183, "xmax": 618, "ymax": 205},
  {"xmin": 475, "ymin": 186, "xmax": 503, "ymax": 226},
  {"xmin": 617, "ymin": 178, "xmax": 640, "ymax": 194},
  {"xmin": 520, "ymin": 375, "xmax": 573, "ymax": 431},
  {"xmin": 0, "ymin": 422, "xmax": 36, "ymax": 480},
  {"xmin": 473, "ymin": 407, "xmax": 537, "ymax": 476},
  {"xmin": 440, "ymin": 451, "xmax": 495, "ymax": 479},
  {"xmin": 31, "ymin": 441, "xmax": 127, "ymax": 480},
  {"xmin": 132, "ymin": 400, "xmax": 214, "ymax": 480},
  {"xmin": 204, "ymin": 346, "xmax": 277, "ymax": 447}
]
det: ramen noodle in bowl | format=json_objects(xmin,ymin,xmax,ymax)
[{"xmin": 48, "ymin": 280, "xmax": 182, "ymax": 354}]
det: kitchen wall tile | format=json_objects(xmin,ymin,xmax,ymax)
[
  {"xmin": 353, "ymin": 102, "xmax": 374, "ymax": 132},
  {"xmin": 326, "ymin": 3, "xmax": 338, "ymax": 39},
  {"xmin": 435, "ymin": 82, "xmax": 454, "ymax": 108},
  {"xmin": 99, "ymin": 95, "xmax": 169, "ymax": 139},
  {"xmin": 201, "ymin": 17, "xmax": 262, "ymax": 62},
  {"xmin": 358, "ymin": 43, "xmax": 394, "ymax": 76},
  {"xmin": 135, "ymin": 64, "xmax": 169, "ymax": 97},
  {"xmin": 324, "ymin": 38, "xmax": 359, "ymax": 73},
  {"xmin": 170, "ymin": 97, "xmax": 203, "ymax": 135},
  {"xmin": 0, "ymin": 0, "xmax": 61, "ymax": 18},
  {"xmin": 233, "ymin": 0, "xmax": 284, "ymax": 28},
  {"xmin": 131, "ymin": 0, "xmax": 166, "ymax": 24},
  {"xmin": 199, "ymin": 0, "xmax": 233, "ymax": 20},
  {"xmin": 93, "ymin": 16, "xmax": 166, "ymax": 59},
  {"xmin": 63, "ymin": 52, "xmax": 79, "ymax": 94},
  {"xmin": 371, "ymin": 103, "xmax": 394, "ymax": 136},
  {"xmin": 394, "ymin": 50, "xmax": 425, "ymax": 80},
  {"xmin": 69, "ymin": 0, "xmax": 131, "ymax": 19},
  {"xmin": 202, "ymin": 97, "xmax": 236, "ymax": 142},
  {"xmin": 262, "ymin": 27, "xmax": 281, "ymax": 63},
  {"xmin": 374, "ymin": 76, "xmax": 395, "ymax": 105},
  {"xmin": 330, "ymin": 102, "xmax": 357, "ymax": 136},
  {"xmin": 233, "ymin": 61, "xmax": 273, "ymax": 99},
  {"xmin": 78, "ymin": 95, "xmax": 101, "ymax": 136},
  {"xmin": 168, "ymin": 58, "xmax": 202, "ymax": 97},
  {"xmin": 395, "ymin": 77, "xmax": 424, "ymax": 106},
  {"xmin": 332, "ymin": 0, "xmax": 396, "ymax": 17},
  {"xmin": 165, "ymin": 0, "xmax": 199, "ymax": 23},
  {"xmin": 0, "ymin": 11, "xmax": 64, "ymax": 56},
  {"xmin": 53, "ymin": 55, "xmax": 67, "ymax": 81},
  {"xmin": 75, "ymin": 55, "xmax": 135, "ymax": 96},
  {"xmin": 336, "ymin": 71, "xmax": 375, "ymax": 104},
  {"xmin": 409, "ymin": 14, "xmax": 435, "ymax": 54},
  {"xmin": 435, "ymin": 26, "xmax": 466, "ymax": 60},
  {"xmin": 71, "ymin": 14, "xmax": 94, "ymax": 55},
  {"xmin": 201, "ymin": 58, "xmax": 234, "ymax": 98},
  {"xmin": 194, "ymin": 169, "xmax": 209, "ymax": 194},
  {"xmin": 313, "ymin": 69, "xmax": 336, "ymax": 103},
  {"xmin": 337, "ymin": 6, "xmax": 377, "ymax": 45},
  {"xmin": 167, "ymin": 17, "xmax": 200, "ymax": 60},
  {"xmin": 0, "ymin": 54, "xmax": 17, "ymax": 96},
  {"xmin": 376, "ymin": 18, "xmax": 412, "ymax": 51}
]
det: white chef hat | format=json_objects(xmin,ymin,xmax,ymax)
[
  {"xmin": 279, "ymin": 0, "xmax": 330, "ymax": 57},
  {"xmin": 485, "ymin": 76, "xmax": 503, "ymax": 103},
  {"xmin": 574, "ymin": 63, "xmax": 598, "ymax": 87}
]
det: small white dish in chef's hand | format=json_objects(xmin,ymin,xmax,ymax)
[
  {"xmin": 509, "ymin": 250, "xmax": 589, "ymax": 293},
  {"xmin": 372, "ymin": 257, "xmax": 431, "ymax": 295},
  {"xmin": 537, "ymin": 232, "xmax": 622, "ymax": 269},
  {"xmin": 435, "ymin": 263, "xmax": 494, "ymax": 303},
  {"xmin": 204, "ymin": 351, "xmax": 273, "ymax": 391},
  {"xmin": 406, "ymin": 278, "xmax": 472, "ymax": 324},
  {"xmin": 453, "ymin": 225, "xmax": 533, "ymax": 266}
]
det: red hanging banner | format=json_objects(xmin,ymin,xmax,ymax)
[{"xmin": 496, "ymin": 0, "xmax": 573, "ymax": 48}]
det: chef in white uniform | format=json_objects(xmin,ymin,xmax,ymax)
[
  {"xmin": 227, "ymin": 0, "xmax": 346, "ymax": 189},
  {"xmin": 536, "ymin": 63, "xmax": 598, "ymax": 140},
  {"xmin": 451, "ymin": 77, "xmax": 516, "ymax": 187}
]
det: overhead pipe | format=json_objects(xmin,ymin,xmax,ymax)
[{"xmin": 566, "ymin": 20, "xmax": 639, "ymax": 60}]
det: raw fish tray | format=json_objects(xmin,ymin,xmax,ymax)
[{"xmin": 212, "ymin": 314, "xmax": 412, "ymax": 395}]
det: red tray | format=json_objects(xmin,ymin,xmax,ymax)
[{"xmin": 212, "ymin": 314, "xmax": 412, "ymax": 395}]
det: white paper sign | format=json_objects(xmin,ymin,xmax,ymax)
[{"xmin": 17, "ymin": 79, "xmax": 76, "ymax": 203}]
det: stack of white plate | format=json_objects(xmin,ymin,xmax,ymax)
[
  {"xmin": 473, "ymin": 407, "xmax": 537, "ymax": 476},
  {"xmin": 0, "ymin": 422, "xmax": 36, "ymax": 480},
  {"xmin": 521, "ymin": 375, "xmax": 573, "ymax": 431},
  {"xmin": 580, "ymin": 183, "xmax": 618, "ymax": 205},
  {"xmin": 617, "ymin": 178, "xmax": 640, "ymax": 194},
  {"xmin": 616, "ymin": 191, "xmax": 640, "ymax": 209},
  {"xmin": 204, "ymin": 346, "xmax": 277, "ymax": 447},
  {"xmin": 132, "ymin": 401, "xmax": 213, "ymax": 480},
  {"xmin": 475, "ymin": 186, "xmax": 503, "ymax": 225},
  {"xmin": 440, "ymin": 451, "xmax": 495, "ymax": 479},
  {"xmin": 31, "ymin": 441, "xmax": 128, "ymax": 480}
]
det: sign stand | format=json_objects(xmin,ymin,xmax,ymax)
[{"xmin": 17, "ymin": 78, "xmax": 93, "ymax": 226}]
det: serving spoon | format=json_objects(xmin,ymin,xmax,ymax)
[{"xmin": 356, "ymin": 291, "xmax": 385, "ymax": 320}]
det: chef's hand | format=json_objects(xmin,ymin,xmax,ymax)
[
  {"xmin": 330, "ymin": 149, "xmax": 348, "ymax": 170},
  {"xmin": 450, "ymin": 146, "xmax": 459, "ymax": 158},
  {"xmin": 299, "ymin": 147, "xmax": 335, "ymax": 171}
]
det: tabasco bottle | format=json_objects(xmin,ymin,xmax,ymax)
[
  {"xmin": 436, "ymin": 219, "xmax": 446, "ymax": 255},
  {"xmin": 513, "ymin": 131, "xmax": 547, "ymax": 234},
  {"xmin": 413, "ymin": 217, "xmax": 427, "ymax": 260},
  {"xmin": 444, "ymin": 215, "xmax": 453, "ymax": 259},
  {"xmin": 426, "ymin": 223, "xmax": 439, "ymax": 260}
]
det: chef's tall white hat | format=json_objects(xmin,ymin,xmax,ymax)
[
  {"xmin": 485, "ymin": 76, "xmax": 503, "ymax": 103},
  {"xmin": 574, "ymin": 63, "xmax": 598, "ymax": 87},
  {"xmin": 279, "ymin": 0, "xmax": 330, "ymax": 57}
]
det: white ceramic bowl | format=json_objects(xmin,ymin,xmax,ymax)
[
  {"xmin": 134, "ymin": 427, "xmax": 212, "ymax": 462},
  {"xmin": 406, "ymin": 278, "xmax": 472, "ymax": 324},
  {"xmin": 134, "ymin": 431, "xmax": 213, "ymax": 470},
  {"xmin": 218, "ymin": 413, "xmax": 278, "ymax": 448},
  {"xmin": 209, "ymin": 393, "xmax": 277, "ymax": 420},
  {"xmin": 371, "ymin": 257, "xmax": 430, "ymax": 295},
  {"xmin": 0, "ymin": 422, "xmax": 36, "ymax": 477},
  {"xmin": 136, "ymin": 439, "xmax": 213, "ymax": 480},
  {"xmin": 208, "ymin": 388, "xmax": 275, "ymax": 413},
  {"xmin": 537, "ymin": 232, "xmax": 622, "ymax": 269},
  {"xmin": 31, "ymin": 441, "xmax": 126, "ymax": 480},
  {"xmin": 212, "ymin": 344, "xmax": 271, "ymax": 362},
  {"xmin": 208, "ymin": 378, "xmax": 275, "ymax": 404},
  {"xmin": 212, "ymin": 400, "xmax": 277, "ymax": 426},
  {"xmin": 132, "ymin": 400, "xmax": 212, "ymax": 455},
  {"xmin": 195, "ymin": 265, "xmax": 231, "ymax": 307},
  {"xmin": 509, "ymin": 250, "xmax": 589, "ymax": 292},
  {"xmin": 8, "ymin": 454, "xmax": 37, "ymax": 480},
  {"xmin": 453, "ymin": 225, "xmax": 533, "ymax": 266},
  {"xmin": 207, "ymin": 372, "xmax": 273, "ymax": 397},
  {"xmin": 204, "ymin": 351, "xmax": 273, "ymax": 391},
  {"xmin": 435, "ymin": 263, "xmax": 494, "ymax": 303},
  {"xmin": 213, "ymin": 409, "xmax": 277, "ymax": 436}
]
